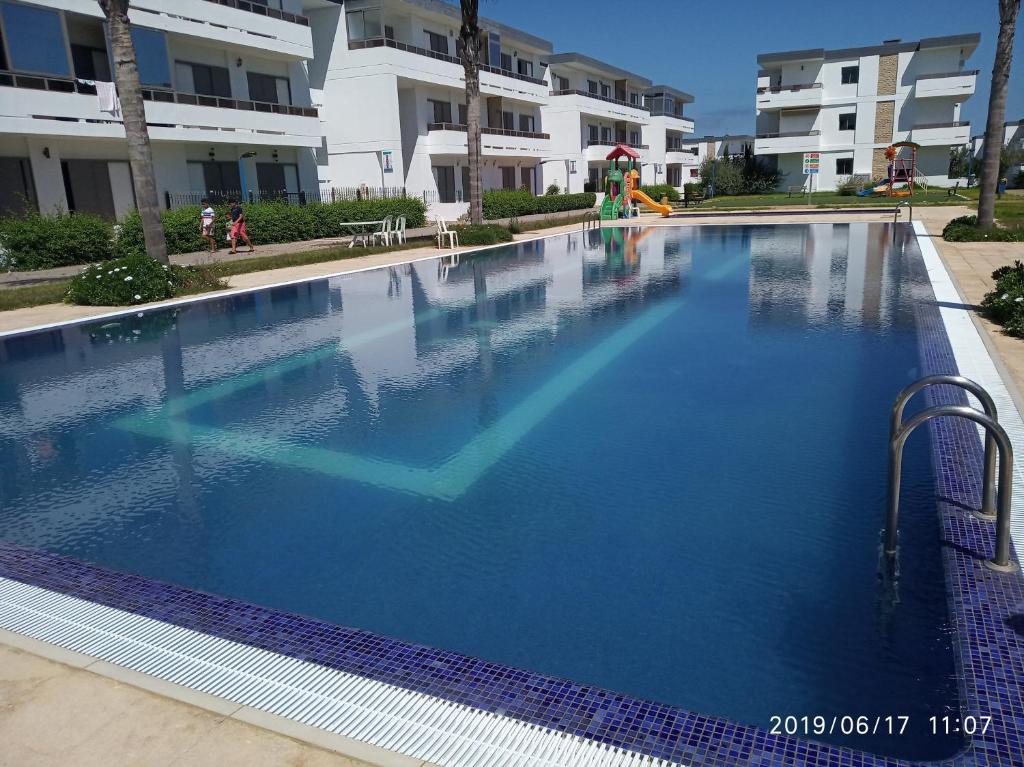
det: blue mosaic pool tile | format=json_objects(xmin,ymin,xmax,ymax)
[{"xmin": 1, "ymin": 224, "xmax": 1023, "ymax": 767}]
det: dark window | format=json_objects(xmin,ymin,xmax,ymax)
[
  {"xmin": 838, "ymin": 112, "xmax": 856, "ymax": 131},
  {"xmin": 501, "ymin": 110, "xmax": 514, "ymax": 130},
  {"xmin": 500, "ymin": 52, "xmax": 512, "ymax": 71},
  {"xmin": 587, "ymin": 79, "xmax": 598, "ymax": 94},
  {"xmin": 178, "ymin": 61, "xmax": 231, "ymax": 97},
  {"xmin": 600, "ymin": 82, "xmax": 610, "ymax": 98},
  {"xmin": 517, "ymin": 59, "xmax": 533, "ymax": 77},
  {"xmin": 384, "ymin": 25, "xmax": 394, "ymax": 40},
  {"xmin": 520, "ymin": 167, "xmax": 534, "ymax": 193},
  {"xmin": 630, "ymin": 93, "xmax": 639, "ymax": 105},
  {"xmin": 588, "ymin": 124, "xmax": 599, "ymax": 142},
  {"xmin": 461, "ymin": 166, "xmax": 470, "ymax": 201},
  {"xmin": 667, "ymin": 166, "xmax": 682, "ymax": 186},
  {"xmin": 0, "ymin": 2, "xmax": 69, "ymax": 75},
  {"xmin": 501, "ymin": 166, "xmax": 516, "ymax": 190},
  {"xmin": 131, "ymin": 27, "xmax": 171, "ymax": 87},
  {"xmin": 433, "ymin": 165, "xmax": 456, "ymax": 202},
  {"xmin": 841, "ymin": 66, "xmax": 859, "ymax": 85},
  {"xmin": 429, "ymin": 99, "xmax": 452, "ymax": 124},
  {"xmin": 556, "ymin": 75, "xmax": 569, "ymax": 91},
  {"xmin": 425, "ymin": 30, "xmax": 448, "ymax": 55},
  {"xmin": 629, "ymin": 130, "xmax": 640, "ymax": 146},
  {"xmin": 0, "ymin": 156, "xmax": 36, "ymax": 216},
  {"xmin": 601, "ymin": 126, "xmax": 612, "ymax": 142},
  {"xmin": 201, "ymin": 161, "xmax": 241, "ymax": 193},
  {"xmin": 346, "ymin": 9, "xmax": 382, "ymax": 41},
  {"xmin": 836, "ymin": 158, "xmax": 854, "ymax": 175},
  {"xmin": 487, "ymin": 31, "xmax": 500, "ymax": 66},
  {"xmin": 247, "ymin": 72, "xmax": 291, "ymax": 104},
  {"xmin": 61, "ymin": 160, "xmax": 115, "ymax": 220},
  {"xmin": 71, "ymin": 45, "xmax": 111, "ymax": 81},
  {"xmin": 518, "ymin": 114, "xmax": 535, "ymax": 133},
  {"xmin": 257, "ymin": 162, "xmax": 298, "ymax": 195},
  {"xmin": 458, "ymin": 102, "xmax": 467, "ymax": 125}
]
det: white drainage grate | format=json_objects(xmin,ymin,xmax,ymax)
[{"xmin": 0, "ymin": 576, "xmax": 681, "ymax": 767}]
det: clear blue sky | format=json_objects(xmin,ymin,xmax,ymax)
[{"xmin": 475, "ymin": 0, "xmax": 1023, "ymax": 138}]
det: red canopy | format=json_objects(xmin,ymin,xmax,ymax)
[{"xmin": 606, "ymin": 144, "xmax": 641, "ymax": 161}]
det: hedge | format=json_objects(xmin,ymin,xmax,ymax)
[
  {"xmin": 639, "ymin": 185, "xmax": 680, "ymax": 203},
  {"xmin": 116, "ymin": 197, "xmax": 428, "ymax": 257},
  {"xmin": 482, "ymin": 191, "xmax": 596, "ymax": 220},
  {"xmin": 452, "ymin": 224, "xmax": 514, "ymax": 245},
  {"xmin": 981, "ymin": 260, "xmax": 1024, "ymax": 336},
  {"xmin": 942, "ymin": 214, "xmax": 1024, "ymax": 243},
  {"xmin": 0, "ymin": 212, "xmax": 114, "ymax": 270}
]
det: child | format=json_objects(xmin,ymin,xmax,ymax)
[
  {"xmin": 200, "ymin": 199, "xmax": 216, "ymax": 253},
  {"xmin": 228, "ymin": 199, "xmax": 254, "ymax": 254}
]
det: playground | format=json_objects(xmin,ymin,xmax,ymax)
[
  {"xmin": 599, "ymin": 145, "xmax": 673, "ymax": 220},
  {"xmin": 856, "ymin": 142, "xmax": 928, "ymax": 198}
]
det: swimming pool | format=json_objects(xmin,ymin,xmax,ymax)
[{"xmin": 0, "ymin": 223, "xmax": 1021, "ymax": 765}]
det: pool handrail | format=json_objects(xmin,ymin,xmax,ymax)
[{"xmin": 886, "ymin": 402, "xmax": 1017, "ymax": 574}]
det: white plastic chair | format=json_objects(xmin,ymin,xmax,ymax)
[
  {"xmin": 372, "ymin": 216, "xmax": 393, "ymax": 246},
  {"xmin": 435, "ymin": 217, "xmax": 459, "ymax": 249},
  {"xmin": 392, "ymin": 215, "xmax": 407, "ymax": 245}
]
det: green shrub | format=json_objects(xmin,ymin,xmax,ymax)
[
  {"xmin": 683, "ymin": 182, "xmax": 703, "ymax": 197},
  {"xmin": 982, "ymin": 260, "xmax": 1024, "ymax": 334},
  {"xmin": 115, "ymin": 197, "xmax": 427, "ymax": 257},
  {"xmin": 545, "ymin": 183, "xmax": 561, "ymax": 196},
  {"xmin": 452, "ymin": 224, "xmax": 515, "ymax": 245},
  {"xmin": 481, "ymin": 191, "xmax": 596, "ymax": 219},
  {"xmin": 639, "ymin": 184, "xmax": 680, "ymax": 202},
  {"xmin": 66, "ymin": 254, "xmax": 225, "ymax": 306},
  {"xmin": 942, "ymin": 214, "xmax": 1024, "ymax": 243},
  {"xmin": 836, "ymin": 175, "xmax": 861, "ymax": 196},
  {"xmin": 0, "ymin": 211, "xmax": 113, "ymax": 270}
]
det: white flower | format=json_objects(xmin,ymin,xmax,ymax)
[
  {"xmin": 1003, "ymin": 293, "xmax": 1010, "ymax": 300},
  {"xmin": 1015, "ymin": 297, "xmax": 1022, "ymax": 303},
  {"xmin": 124, "ymin": 276, "xmax": 133, "ymax": 282},
  {"xmin": 136, "ymin": 313, "xmax": 144, "ymax": 318},
  {"xmin": 134, "ymin": 294, "xmax": 141, "ymax": 301}
]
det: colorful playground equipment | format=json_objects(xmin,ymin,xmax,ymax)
[
  {"xmin": 857, "ymin": 142, "xmax": 923, "ymax": 197},
  {"xmin": 599, "ymin": 145, "xmax": 672, "ymax": 220}
]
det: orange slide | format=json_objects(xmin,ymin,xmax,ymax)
[{"xmin": 629, "ymin": 189, "xmax": 672, "ymax": 217}]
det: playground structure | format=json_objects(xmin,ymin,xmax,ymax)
[
  {"xmin": 599, "ymin": 145, "xmax": 672, "ymax": 220},
  {"xmin": 858, "ymin": 142, "xmax": 927, "ymax": 197}
]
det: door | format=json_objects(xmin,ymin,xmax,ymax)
[
  {"xmin": 0, "ymin": 157, "xmax": 36, "ymax": 216},
  {"xmin": 432, "ymin": 166, "xmax": 456, "ymax": 203},
  {"xmin": 61, "ymin": 160, "xmax": 115, "ymax": 220}
]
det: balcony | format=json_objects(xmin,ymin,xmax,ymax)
[
  {"xmin": 649, "ymin": 112, "xmax": 695, "ymax": 132},
  {"xmin": 666, "ymin": 148, "xmax": 700, "ymax": 166},
  {"xmin": 548, "ymin": 89, "xmax": 650, "ymax": 122},
  {"xmin": 755, "ymin": 82, "xmax": 823, "ymax": 111},
  {"xmin": 0, "ymin": 71, "xmax": 321, "ymax": 146},
  {"xmin": 200, "ymin": 0, "xmax": 309, "ymax": 25},
  {"xmin": 915, "ymin": 70, "xmax": 978, "ymax": 99},
  {"xmin": 754, "ymin": 129, "xmax": 821, "ymax": 154},
  {"xmin": 584, "ymin": 140, "xmax": 648, "ymax": 161},
  {"xmin": 347, "ymin": 37, "xmax": 549, "ymax": 102},
  {"xmin": 910, "ymin": 121, "xmax": 971, "ymax": 146},
  {"xmin": 425, "ymin": 123, "xmax": 550, "ymax": 157}
]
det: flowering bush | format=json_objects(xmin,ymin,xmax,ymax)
[
  {"xmin": 66, "ymin": 254, "xmax": 222, "ymax": 306},
  {"xmin": 981, "ymin": 260, "xmax": 1024, "ymax": 336}
]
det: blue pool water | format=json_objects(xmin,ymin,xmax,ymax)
[{"xmin": 0, "ymin": 224, "xmax": 960, "ymax": 759}]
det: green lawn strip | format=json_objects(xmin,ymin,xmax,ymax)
[
  {"xmin": 205, "ymin": 238, "xmax": 434, "ymax": 278},
  {"xmin": 0, "ymin": 281, "xmax": 70, "ymax": 312}
]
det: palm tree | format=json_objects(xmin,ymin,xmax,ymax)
[
  {"xmin": 98, "ymin": 0, "xmax": 169, "ymax": 264},
  {"xmin": 456, "ymin": 0, "xmax": 483, "ymax": 225},
  {"xmin": 978, "ymin": 0, "xmax": 1020, "ymax": 230}
]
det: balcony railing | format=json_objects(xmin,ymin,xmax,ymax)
[
  {"xmin": 587, "ymin": 139, "xmax": 649, "ymax": 150},
  {"xmin": 348, "ymin": 37, "xmax": 547, "ymax": 86},
  {"xmin": 201, "ymin": 0, "xmax": 309, "ymax": 26},
  {"xmin": 913, "ymin": 121, "xmax": 970, "ymax": 129},
  {"xmin": 916, "ymin": 70, "xmax": 980, "ymax": 80},
  {"xmin": 427, "ymin": 122, "xmax": 550, "ymax": 140},
  {"xmin": 756, "ymin": 82, "xmax": 822, "ymax": 94},
  {"xmin": 549, "ymin": 89, "xmax": 650, "ymax": 112},
  {"xmin": 0, "ymin": 70, "xmax": 96, "ymax": 94},
  {"xmin": 755, "ymin": 130, "xmax": 821, "ymax": 139},
  {"xmin": 142, "ymin": 88, "xmax": 319, "ymax": 117}
]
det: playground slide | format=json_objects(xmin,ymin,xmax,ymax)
[
  {"xmin": 599, "ymin": 196, "xmax": 616, "ymax": 220},
  {"xmin": 630, "ymin": 189, "xmax": 672, "ymax": 216},
  {"xmin": 856, "ymin": 179, "xmax": 889, "ymax": 196}
]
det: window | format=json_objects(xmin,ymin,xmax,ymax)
[
  {"xmin": 588, "ymin": 167, "xmax": 599, "ymax": 186},
  {"xmin": 520, "ymin": 167, "xmax": 534, "ymax": 193},
  {"xmin": 556, "ymin": 75, "xmax": 569, "ymax": 91},
  {"xmin": 257, "ymin": 163, "xmax": 299, "ymax": 195},
  {"xmin": 433, "ymin": 165, "xmax": 456, "ymax": 203},
  {"xmin": 384, "ymin": 25, "xmax": 394, "ymax": 40},
  {"xmin": 630, "ymin": 93, "xmax": 639, "ymax": 105},
  {"xmin": 458, "ymin": 102, "xmax": 467, "ymax": 125},
  {"xmin": 600, "ymin": 82, "xmax": 610, "ymax": 98},
  {"xmin": 601, "ymin": 126, "xmax": 612, "ymax": 142},
  {"xmin": 132, "ymin": 28, "xmax": 171, "ymax": 87},
  {"xmin": 176, "ymin": 61, "xmax": 231, "ymax": 97},
  {"xmin": 629, "ymin": 130, "xmax": 640, "ymax": 146},
  {"xmin": 428, "ymin": 99, "xmax": 452, "ymax": 124},
  {"xmin": 247, "ymin": 72, "xmax": 291, "ymax": 105},
  {"xmin": 501, "ymin": 166, "xmax": 516, "ymax": 190},
  {"xmin": 0, "ymin": 2, "xmax": 69, "ymax": 75},
  {"xmin": 667, "ymin": 166, "xmax": 682, "ymax": 187},
  {"xmin": 346, "ymin": 8, "xmax": 382, "ymax": 42},
  {"xmin": 71, "ymin": 45, "xmax": 111, "ymax": 81},
  {"xmin": 838, "ymin": 112, "xmax": 856, "ymax": 131},
  {"xmin": 460, "ymin": 166, "xmax": 470, "ymax": 202},
  {"xmin": 0, "ymin": 157, "xmax": 36, "ymax": 216},
  {"xmin": 841, "ymin": 65, "xmax": 859, "ymax": 85},
  {"xmin": 588, "ymin": 124, "xmax": 599, "ymax": 143},
  {"xmin": 192, "ymin": 161, "xmax": 242, "ymax": 194},
  {"xmin": 425, "ymin": 30, "xmax": 448, "ymax": 55},
  {"xmin": 517, "ymin": 59, "xmax": 533, "ymax": 78},
  {"xmin": 836, "ymin": 157, "xmax": 853, "ymax": 175},
  {"xmin": 587, "ymin": 80, "xmax": 598, "ymax": 94},
  {"xmin": 61, "ymin": 160, "xmax": 116, "ymax": 219},
  {"xmin": 487, "ymin": 30, "xmax": 500, "ymax": 66},
  {"xmin": 501, "ymin": 110, "xmax": 514, "ymax": 130},
  {"xmin": 518, "ymin": 114, "xmax": 535, "ymax": 133},
  {"xmin": 500, "ymin": 52, "xmax": 512, "ymax": 71}
]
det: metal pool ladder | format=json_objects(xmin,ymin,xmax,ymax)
[
  {"xmin": 886, "ymin": 375, "xmax": 1017, "ymax": 574},
  {"xmin": 582, "ymin": 211, "xmax": 601, "ymax": 231}
]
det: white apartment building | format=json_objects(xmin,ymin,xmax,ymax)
[
  {"xmin": 307, "ymin": 0, "xmax": 553, "ymax": 218},
  {"xmin": 641, "ymin": 85, "xmax": 696, "ymax": 188},
  {"xmin": 0, "ymin": 0, "xmax": 323, "ymax": 218},
  {"xmin": 754, "ymin": 34, "xmax": 979, "ymax": 191},
  {"xmin": 541, "ymin": 53, "xmax": 652, "ymax": 195}
]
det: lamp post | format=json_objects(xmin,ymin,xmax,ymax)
[{"xmin": 238, "ymin": 151, "xmax": 257, "ymax": 201}]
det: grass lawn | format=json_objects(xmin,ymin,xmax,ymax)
[
  {"xmin": 697, "ymin": 187, "xmax": 978, "ymax": 209},
  {"xmin": 0, "ymin": 281, "xmax": 70, "ymax": 312},
  {"xmin": 995, "ymin": 195, "xmax": 1024, "ymax": 229}
]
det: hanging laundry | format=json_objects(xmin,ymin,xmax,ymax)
[{"xmin": 96, "ymin": 81, "xmax": 120, "ymax": 116}]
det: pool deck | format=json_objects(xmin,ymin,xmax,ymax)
[{"xmin": 1, "ymin": 207, "xmax": 1022, "ymax": 767}]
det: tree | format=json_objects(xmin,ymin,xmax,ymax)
[
  {"xmin": 948, "ymin": 145, "xmax": 972, "ymax": 179},
  {"xmin": 456, "ymin": 0, "xmax": 483, "ymax": 224},
  {"xmin": 978, "ymin": 0, "xmax": 1020, "ymax": 229},
  {"xmin": 98, "ymin": 0, "xmax": 168, "ymax": 264}
]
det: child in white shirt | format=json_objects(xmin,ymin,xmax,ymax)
[{"xmin": 200, "ymin": 199, "xmax": 216, "ymax": 253}]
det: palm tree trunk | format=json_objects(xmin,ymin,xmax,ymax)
[
  {"xmin": 100, "ymin": 0, "xmax": 169, "ymax": 263},
  {"xmin": 458, "ymin": 0, "xmax": 483, "ymax": 225},
  {"xmin": 978, "ymin": 0, "xmax": 1020, "ymax": 230}
]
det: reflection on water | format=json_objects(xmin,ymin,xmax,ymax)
[{"xmin": 0, "ymin": 224, "xmax": 958, "ymax": 760}]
